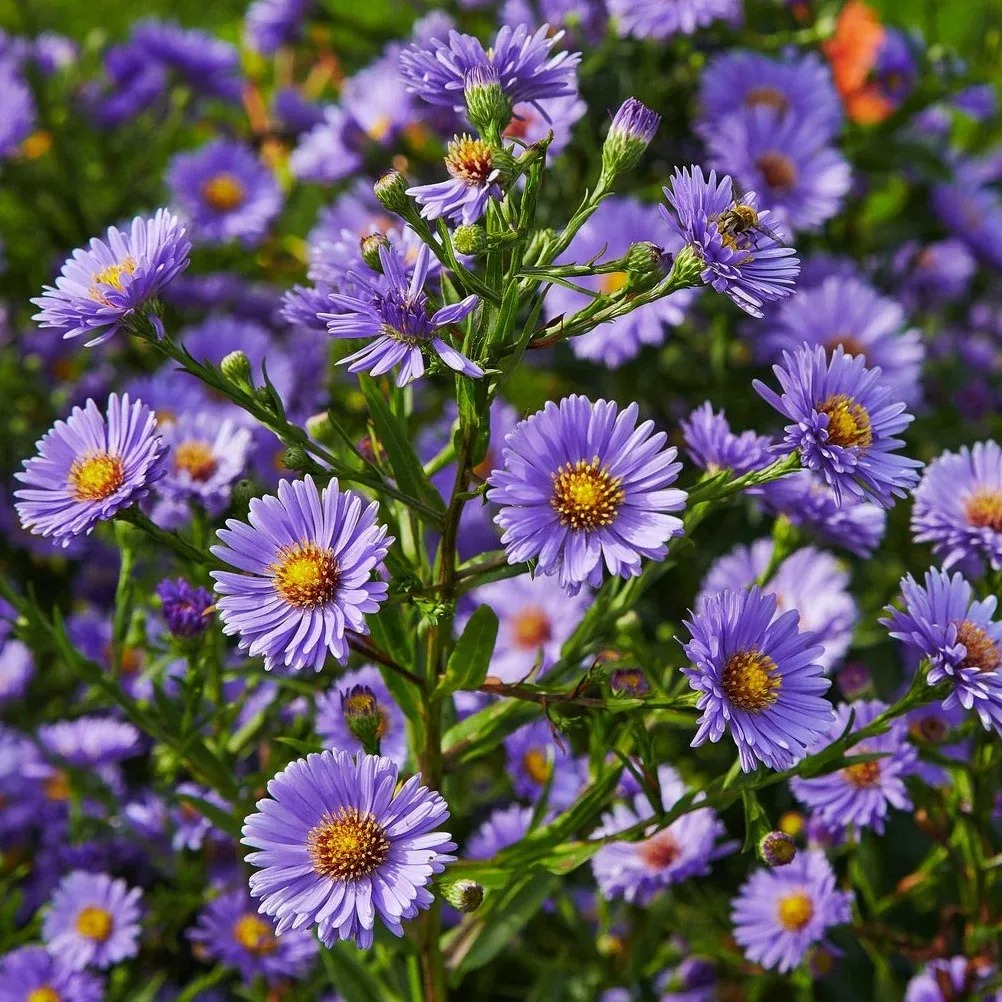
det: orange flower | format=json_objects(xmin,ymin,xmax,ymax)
[{"xmin": 823, "ymin": 0, "xmax": 894, "ymax": 124}]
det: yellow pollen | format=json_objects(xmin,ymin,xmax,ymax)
[
  {"xmin": 523, "ymin": 748, "xmax": 552, "ymax": 785},
  {"xmin": 550, "ymin": 458, "xmax": 625, "ymax": 532},
  {"xmin": 817, "ymin": 394, "xmax": 873, "ymax": 450},
  {"xmin": 842, "ymin": 758, "xmax": 882, "ymax": 788},
  {"xmin": 445, "ymin": 135, "xmax": 495, "ymax": 187},
  {"xmin": 201, "ymin": 172, "xmax": 246, "ymax": 212},
  {"xmin": 824, "ymin": 334, "xmax": 867, "ymax": 360},
  {"xmin": 779, "ymin": 811, "xmax": 804, "ymax": 837},
  {"xmin": 68, "ymin": 451, "xmax": 124, "ymax": 502},
  {"xmin": 964, "ymin": 489, "xmax": 1002, "ymax": 533},
  {"xmin": 28, "ymin": 989, "xmax": 61, "ymax": 1002},
  {"xmin": 173, "ymin": 439, "xmax": 217, "ymax": 481},
  {"xmin": 44, "ymin": 770, "xmax": 71, "ymax": 802},
  {"xmin": 345, "ymin": 691, "xmax": 377, "ymax": 717},
  {"xmin": 639, "ymin": 830, "xmax": 681, "ymax": 869},
  {"xmin": 600, "ymin": 271, "xmax": 629, "ymax": 295},
  {"xmin": 756, "ymin": 151, "xmax": 798, "ymax": 192},
  {"xmin": 271, "ymin": 542, "xmax": 340, "ymax": 608},
  {"xmin": 89, "ymin": 257, "xmax": 137, "ymax": 303},
  {"xmin": 776, "ymin": 891, "xmax": 814, "ymax": 932},
  {"xmin": 722, "ymin": 649, "xmax": 781, "ymax": 712},
  {"xmin": 512, "ymin": 606, "xmax": 552, "ymax": 649},
  {"xmin": 954, "ymin": 619, "xmax": 1001, "ymax": 673},
  {"xmin": 75, "ymin": 906, "xmax": 113, "ymax": 942},
  {"xmin": 367, "ymin": 114, "xmax": 393, "ymax": 142},
  {"xmin": 744, "ymin": 86, "xmax": 791, "ymax": 114},
  {"xmin": 233, "ymin": 913, "xmax": 278, "ymax": 955},
  {"xmin": 307, "ymin": 807, "xmax": 391, "ymax": 881}
]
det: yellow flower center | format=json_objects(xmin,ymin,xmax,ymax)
[
  {"xmin": 755, "ymin": 151, "xmax": 798, "ymax": 193},
  {"xmin": 367, "ymin": 114, "xmax": 393, "ymax": 142},
  {"xmin": 744, "ymin": 86, "xmax": 791, "ymax": 114},
  {"xmin": 721, "ymin": 649, "xmax": 781, "ymax": 712},
  {"xmin": 271, "ymin": 542, "xmax": 340, "ymax": 608},
  {"xmin": 599, "ymin": 271, "xmax": 629, "ymax": 295},
  {"xmin": 44, "ymin": 770, "xmax": 71, "ymax": 802},
  {"xmin": 173, "ymin": 439, "xmax": 217, "ymax": 482},
  {"xmin": 28, "ymin": 988, "xmax": 62, "ymax": 1002},
  {"xmin": 842, "ymin": 758, "xmax": 882, "ymax": 788},
  {"xmin": 817, "ymin": 393, "xmax": 873, "ymax": 450},
  {"xmin": 445, "ymin": 135, "xmax": 495, "ymax": 187},
  {"xmin": 964, "ymin": 489, "xmax": 1002, "ymax": 533},
  {"xmin": 201, "ymin": 172, "xmax": 246, "ymax": 212},
  {"xmin": 550, "ymin": 458, "xmax": 625, "ymax": 532},
  {"xmin": 512, "ymin": 606, "xmax": 552, "ymax": 649},
  {"xmin": 776, "ymin": 891, "xmax": 814, "ymax": 932},
  {"xmin": 89, "ymin": 257, "xmax": 137, "ymax": 303},
  {"xmin": 68, "ymin": 451, "xmax": 124, "ymax": 502},
  {"xmin": 307, "ymin": 807, "xmax": 391, "ymax": 881},
  {"xmin": 233, "ymin": 913, "xmax": 278, "ymax": 955},
  {"xmin": 523, "ymin": 748, "xmax": 551, "ymax": 786},
  {"xmin": 639, "ymin": 830, "xmax": 681, "ymax": 869},
  {"xmin": 76, "ymin": 905, "xmax": 113, "ymax": 942},
  {"xmin": 955, "ymin": 619, "xmax": 1001, "ymax": 673}
]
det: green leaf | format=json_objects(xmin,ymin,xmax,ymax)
[
  {"xmin": 442, "ymin": 698, "xmax": 537, "ymax": 767},
  {"xmin": 319, "ymin": 941, "xmax": 399, "ymax": 1002},
  {"xmin": 436, "ymin": 604, "xmax": 499, "ymax": 696}
]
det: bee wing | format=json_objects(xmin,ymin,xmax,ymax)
[{"xmin": 750, "ymin": 217, "xmax": 790, "ymax": 249}]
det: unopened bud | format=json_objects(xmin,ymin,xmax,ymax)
[
  {"xmin": 758, "ymin": 830, "xmax": 797, "ymax": 867},
  {"xmin": 602, "ymin": 97, "xmax": 660, "ymax": 176},
  {"xmin": 360, "ymin": 232, "xmax": 390, "ymax": 272},
  {"xmin": 305, "ymin": 412, "xmax": 335, "ymax": 445},
  {"xmin": 463, "ymin": 65, "xmax": 511, "ymax": 140},
  {"xmin": 341, "ymin": 684, "xmax": 382, "ymax": 755},
  {"xmin": 624, "ymin": 241, "xmax": 668, "ymax": 292},
  {"xmin": 453, "ymin": 224, "xmax": 487, "ymax": 256},
  {"xmin": 220, "ymin": 350, "xmax": 253, "ymax": 390},
  {"xmin": 231, "ymin": 478, "xmax": 258, "ymax": 509},
  {"xmin": 609, "ymin": 667, "xmax": 650, "ymax": 698},
  {"xmin": 374, "ymin": 170, "xmax": 410, "ymax": 215},
  {"xmin": 280, "ymin": 445, "xmax": 310, "ymax": 471},
  {"xmin": 442, "ymin": 879, "xmax": 484, "ymax": 913}
]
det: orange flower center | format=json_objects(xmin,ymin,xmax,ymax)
[
  {"xmin": 445, "ymin": 135, "xmax": 495, "ymax": 187},
  {"xmin": 271, "ymin": 542, "xmax": 340, "ymax": 608},
  {"xmin": 512, "ymin": 606, "xmax": 552, "ymax": 649},
  {"xmin": 550, "ymin": 458, "xmax": 625, "ymax": 532},
  {"xmin": 75, "ymin": 905, "xmax": 113, "ymax": 942},
  {"xmin": 28, "ymin": 988, "xmax": 62, "ymax": 1002},
  {"xmin": 68, "ymin": 451, "xmax": 124, "ymax": 502},
  {"xmin": 842, "ymin": 758, "xmax": 881, "ymax": 788},
  {"xmin": 639, "ymin": 830, "xmax": 681, "ymax": 869},
  {"xmin": 818, "ymin": 393, "xmax": 873, "ymax": 450},
  {"xmin": 233, "ymin": 913, "xmax": 278, "ymax": 955},
  {"xmin": 954, "ymin": 619, "xmax": 1001, "ymax": 673},
  {"xmin": 776, "ymin": 891, "xmax": 814, "ymax": 932},
  {"xmin": 722, "ymin": 649, "xmax": 781, "ymax": 712},
  {"xmin": 201, "ymin": 173, "xmax": 245, "ymax": 212},
  {"xmin": 307, "ymin": 807, "xmax": 391, "ymax": 881},
  {"xmin": 44, "ymin": 770, "xmax": 71, "ymax": 802},
  {"xmin": 173, "ymin": 439, "xmax": 217, "ymax": 481},
  {"xmin": 964, "ymin": 490, "xmax": 1002, "ymax": 532},
  {"xmin": 756, "ymin": 151, "xmax": 798, "ymax": 193},
  {"xmin": 522, "ymin": 748, "xmax": 551, "ymax": 786},
  {"xmin": 824, "ymin": 334, "xmax": 868, "ymax": 360},
  {"xmin": 745, "ymin": 86, "xmax": 790, "ymax": 114}
]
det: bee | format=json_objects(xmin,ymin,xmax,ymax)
[{"xmin": 716, "ymin": 200, "xmax": 788, "ymax": 250}]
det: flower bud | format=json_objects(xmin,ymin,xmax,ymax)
[
  {"xmin": 341, "ymin": 684, "xmax": 382, "ymax": 755},
  {"xmin": 231, "ymin": 478, "xmax": 258, "ymax": 509},
  {"xmin": 602, "ymin": 97, "xmax": 661, "ymax": 177},
  {"xmin": 670, "ymin": 244, "xmax": 705, "ymax": 290},
  {"xmin": 463, "ymin": 65, "xmax": 512, "ymax": 141},
  {"xmin": 360, "ymin": 232, "xmax": 390, "ymax": 272},
  {"xmin": 624, "ymin": 240, "xmax": 668, "ymax": 292},
  {"xmin": 157, "ymin": 578, "xmax": 214, "ymax": 638},
  {"xmin": 374, "ymin": 170, "xmax": 411, "ymax": 215},
  {"xmin": 609, "ymin": 667, "xmax": 650, "ymax": 698},
  {"xmin": 305, "ymin": 412, "xmax": 335, "ymax": 445},
  {"xmin": 280, "ymin": 445, "xmax": 310, "ymax": 471},
  {"xmin": 220, "ymin": 350, "xmax": 253, "ymax": 391},
  {"xmin": 441, "ymin": 879, "xmax": 484, "ymax": 913},
  {"xmin": 758, "ymin": 830, "xmax": 797, "ymax": 867},
  {"xmin": 453, "ymin": 224, "xmax": 487, "ymax": 256}
]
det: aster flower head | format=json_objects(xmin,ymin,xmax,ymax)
[
  {"xmin": 132, "ymin": 19, "xmax": 242, "ymax": 101},
  {"xmin": 244, "ymin": 0, "xmax": 311, "ymax": 53},
  {"xmin": 173, "ymin": 782, "xmax": 229, "ymax": 851},
  {"xmin": 42, "ymin": 871, "xmax": 143, "ymax": 970},
  {"xmin": 15, "ymin": 394, "xmax": 169, "ymax": 547},
  {"xmin": 407, "ymin": 134, "xmax": 504, "ymax": 225},
  {"xmin": 0, "ymin": 945, "xmax": 103, "ymax": 1002},
  {"xmin": 211, "ymin": 476, "xmax": 393, "ymax": 672},
  {"xmin": 243, "ymin": 749, "xmax": 456, "ymax": 948},
  {"xmin": 662, "ymin": 166, "xmax": 799, "ymax": 318},
  {"xmin": 167, "ymin": 140, "xmax": 282, "ymax": 247},
  {"xmin": 38, "ymin": 716, "xmax": 142, "ymax": 768},
  {"xmin": 790, "ymin": 700, "xmax": 918, "ymax": 833},
  {"xmin": 289, "ymin": 106, "xmax": 363, "ymax": 185},
  {"xmin": 681, "ymin": 402, "xmax": 773, "ymax": 475},
  {"xmin": 912, "ymin": 442, "xmax": 1002, "ymax": 573},
  {"xmin": 504, "ymin": 718, "xmax": 587, "ymax": 810},
  {"xmin": 0, "ymin": 60, "xmax": 34, "ymax": 159},
  {"xmin": 157, "ymin": 578, "xmax": 214, "ymax": 638},
  {"xmin": 609, "ymin": 0, "xmax": 741, "ymax": 39},
  {"xmin": 189, "ymin": 887, "xmax": 317, "ymax": 985},
  {"xmin": 591, "ymin": 765, "xmax": 731, "ymax": 904},
  {"xmin": 487, "ymin": 395, "xmax": 687, "ymax": 594},
  {"xmin": 466, "ymin": 803, "xmax": 535, "ymax": 859},
  {"xmin": 0, "ymin": 639, "xmax": 33, "ymax": 705},
  {"xmin": 322, "ymin": 243, "xmax": 483, "ymax": 387},
  {"xmin": 882, "ymin": 568, "xmax": 1002, "ymax": 735},
  {"xmin": 904, "ymin": 956, "xmax": 999, "ymax": 1002},
  {"xmin": 681, "ymin": 586, "xmax": 834, "ymax": 772},
  {"xmin": 731, "ymin": 849, "xmax": 852, "ymax": 973},
  {"xmin": 754, "ymin": 344, "xmax": 923, "ymax": 508},
  {"xmin": 31, "ymin": 209, "xmax": 190, "ymax": 344}
]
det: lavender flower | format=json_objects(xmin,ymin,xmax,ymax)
[
  {"xmin": 407, "ymin": 134, "xmax": 503, "ymax": 225},
  {"xmin": 0, "ymin": 639, "xmax": 32, "ymax": 705},
  {"xmin": 904, "ymin": 957, "xmax": 999, "ymax": 1002},
  {"xmin": 38, "ymin": 716, "xmax": 142, "ymax": 767},
  {"xmin": 156, "ymin": 578, "xmax": 214, "ymax": 638},
  {"xmin": 14, "ymin": 394, "xmax": 169, "ymax": 547},
  {"xmin": 132, "ymin": 19, "xmax": 242, "ymax": 101},
  {"xmin": 0, "ymin": 61, "xmax": 34, "ymax": 158},
  {"xmin": 242, "ymin": 750, "xmax": 456, "ymax": 948},
  {"xmin": 487, "ymin": 396, "xmax": 687, "ymax": 594},
  {"xmin": 0, "ymin": 945, "xmax": 103, "ymax": 1002},
  {"xmin": 244, "ymin": 0, "xmax": 311, "ymax": 53},
  {"xmin": 322, "ymin": 243, "xmax": 483, "ymax": 386},
  {"xmin": 754, "ymin": 344, "xmax": 923, "ymax": 507},
  {"xmin": 609, "ymin": 0, "xmax": 741, "ymax": 39},
  {"xmin": 680, "ymin": 402, "xmax": 773, "ymax": 475},
  {"xmin": 731, "ymin": 850, "xmax": 852, "ymax": 973},
  {"xmin": 662, "ymin": 166, "xmax": 799, "ymax": 318},
  {"xmin": 681, "ymin": 587, "xmax": 833, "ymax": 772},
  {"xmin": 211, "ymin": 475, "xmax": 392, "ymax": 672},
  {"xmin": 31, "ymin": 210, "xmax": 190, "ymax": 344},
  {"xmin": 466, "ymin": 804, "xmax": 535, "ymax": 859},
  {"xmin": 504, "ymin": 718, "xmax": 587, "ymax": 810}
]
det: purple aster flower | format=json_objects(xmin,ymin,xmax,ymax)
[
  {"xmin": 244, "ymin": 0, "xmax": 311, "ymax": 53},
  {"xmin": 211, "ymin": 475, "xmax": 392, "ymax": 672},
  {"xmin": 242, "ymin": 749, "xmax": 456, "ymax": 948},
  {"xmin": 0, "ymin": 945, "xmax": 104, "ymax": 1002},
  {"xmin": 656, "ymin": 956, "xmax": 718, "ymax": 1002},
  {"xmin": 14, "ymin": 394, "xmax": 169, "ymax": 547},
  {"xmin": 322, "ymin": 243, "xmax": 482, "ymax": 386},
  {"xmin": 289, "ymin": 106, "xmax": 363, "ymax": 184},
  {"xmin": 167, "ymin": 140, "xmax": 282, "ymax": 247},
  {"xmin": 680, "ymin": 402, "xmax": 773, "ymax": 475},
  {"xmin": 340, "ymin": 54, "xmax": 415, "ymax": 148},
  {"xmin": 731, "ymin": 850, "xmax": 852, "ymax": 973},
  {"xmin": 31, "ymin": 209, "xmax": 190, "ymax": 344},
  {"xmin": 609, "ymin": 0, "xmax": 741, "ymax": 39},
  {"xmin": 911, "ymin": 442, "xmax": 1002, "ymax": 572},
  {"xmin": 503, "ymin": 718, "xmax": 587, "ymax": 810},
  {"xmin": 544, "ymin": 198, "xmax": 700, "ymax": 368},
  {"xmin": 757, "ymin": 275, "xmax": 924, "ymax": 406},
  {"xmin": 86, "ymin": 40, "xmax": 165, "ymax": 126},
  {"xmin": 700, "ymin": 540, "xmax": 858, "ymax": 671},
  {"xmin": 466, "ymin": 804, "xmax": 535, "ymax": 859},
  {"xmin": 0, "ymin": 61, "xmax": 34, "ymax": 159},
  {"xmin": 282, "ymin": 283, "xmax": 333, "ymax": 334},
  {"xmin": 681, "ymin": 586, "xmax": 833, "ymax": 772},
  {"xmin": 189, "ymin": 887, "xmax": 317, "ymax": 984},
  {"xmin": 699, "ymin": 50, "xmax": 842, "ymax": 142},
  {"xmin": 790, "ymin": 700, "xmax": 918, "ymax": 833},
  {"xmin": 872, "ymin": 29, "xmax": 916, "ymax": 109},
  {"xmin": 706, "ymin": 107, "xmax": 851, "ymax": 235},
  {"xmin": 166, "ymin": 272, "xmax": 283, "ymax": 321},
  {"xmin": 754, "ymin": 344, "xmax": 922, "ymax": 507},
  {"xmin": 42, "ymin": 871, "xmax": 143, "ymax": 970},
  {"xmin": 591, "ymin": 765, "xmax": 731, "ymax": 904},
  {"xmin": 662, "ymin": 166, "xmax": 799, "ymax": 318},
  {"xmin": 905, "ymin": 957, "xmax": 999, "ymax": 1002},
  {"xmin": 408, "ymin": 134, "xmax": 503, "ymax": 225},
  {"xmin": 38, "ymin": 716, "xmax": 142, "ymax": 767},
  {"xmin": 315, "ymin": 664, "xmax": 408, "ymax": 767},
  {"xmin": 273, "ymin": 86, "xmax": 326, "ymax": 134},
  {"xmin": 173, "ymin": 782, "xmax": 230, "ymax": 852},
  {"xmin": 892, "ymin": 240, "xmax": 976, "ymax": 309},
  {"xmin": 501, "ymin": 0, "xmax": 608, "ymax": 43},
  {"xmin": 0, "ymin": 639, "xmax": 32, "ymax": 705},
  {"xmin": 465, "ymin": 573, "xmax": 590, "ymax": 683},
  {"xmin": 932, "ymin": 162, "xmax": 1002, "ymax": 271},
  {"xmin": 487, "ymin": 396, "xmax": 687, "ymax": 594},
  {"xmin": 755, "ymin": 470, "xmax": 886, "ymax": 558},
  {"xmin": 132, "ymin": 19, "xmax": 242, "ymax": 102},
  {"xmin": 157, "ymin": 578, "xmax": 214, "ymax": 638},
  {"xmin": 882, "ymin": 568, "xmax": 1002, "ymax": 736},
  {"xmin": 502, "ymin": 90, "xmax": 586, "ymax": 156}
]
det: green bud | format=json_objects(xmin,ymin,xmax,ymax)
[
  {"xmin": 341, "ymin": 684, "xmax": 383, "ymax": 755},
  {"xmin": 374, "ymin": 170, "xmax": 411, "ymax": 215},
  {"xmin": 463, "ymin": 67, "xmax": 512, "ymax": 141},
  {"xmin": 624, "ymin": 241, "xmax": 667, "ymax": 292},
  {"xmin": 453, "ymin": 224, "xmax": 487, "ymax": 256},
  {"xmin": 231, "ymin": 478, "xmax": 259, "ymax": 509},
  {"xmin": 220, "ymin": 350, "xmax": 254, "ymax": 391},
  {"xmin": 441, "ymin": 879, "xmax": 484, "ymax": 913},
  {"xmin": 280, "ymin": 445, "xmax": 310, "ymax": 471},
  {"xmin": 523, "ymin": 227, "xmax": 557, "ymax": 266},
  {"xmin": 305, "ymin": 412, "xmax": 335, "ymax": 445},
  {"xmin": 670, "ymin": 244, "xmax": 705, "ymax": 290},
  {"xmin": 601, "ymin": 98, "xmax": 660, "ymax": 177},
  {"xmin": 360, "ymin": 232, "xmax": 390, "ymax": 272}
]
